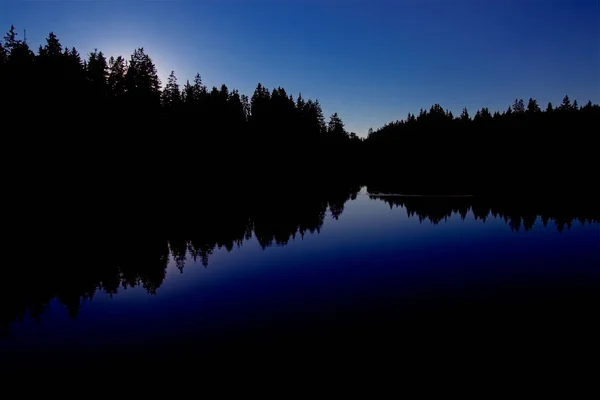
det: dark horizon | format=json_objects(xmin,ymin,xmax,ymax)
[
  {"xmin": 2, "ymin": 0, "xmax": 598, "ymax": 136},
  {"xmin": 2, "ymin": 23, "xmax": 599, "ymax": 139}
]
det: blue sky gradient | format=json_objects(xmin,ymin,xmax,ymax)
[{"xmin": 2, "ymin": 0, "xmax": 599, "ymax": 135}]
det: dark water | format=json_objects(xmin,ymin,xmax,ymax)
[{"xmin": 2, "ymin": 188, "xmax": 598, "ymax": 367}]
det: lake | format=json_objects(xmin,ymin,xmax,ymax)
[{"xmin": 1, "ymin": 186, "xmax": 598, "ymax": 367}]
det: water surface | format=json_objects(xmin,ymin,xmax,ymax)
[{"xmin": 2, "ymin": 187, "xmax": 598, "ymax": 365}]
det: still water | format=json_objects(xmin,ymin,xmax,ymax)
[{"xmin": 2, "ymin": 187, "xmax": 598, "ymax": 365}]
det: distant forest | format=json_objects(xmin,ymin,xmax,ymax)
[{"xmin": 2, "ymin": 26, "xmax": 599, "ymax": 198}]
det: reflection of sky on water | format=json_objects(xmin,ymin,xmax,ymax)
[{"xmin": 3, "ymin": 193, "xmax": 599, "ymax": 353}]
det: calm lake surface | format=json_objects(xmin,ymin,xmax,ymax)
[{"xmin": 2, "ymin": 187, "xmax": 598, "ymax": 365}]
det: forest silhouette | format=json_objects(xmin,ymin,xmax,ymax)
[
  {"xmin": 2, "ymin": 26, "xmax": 599, "ymax": 201},
  {"xmin": 2, "ymin": 27, "xmax": 599, "ymax": 354}
]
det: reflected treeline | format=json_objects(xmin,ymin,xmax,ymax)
[
  {"xmin": 1, "ymin": 183, "xmax": 361, "ymax": 336},
  {"xmin": 368, "ymin": 188, "xmax": 600, "ymax": 233},
  {"xmin": 4, "ymin": 183, "xmax": 599, "ymax": 336}
]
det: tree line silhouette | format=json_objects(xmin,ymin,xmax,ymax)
[
  {"xmin": 1, "ymin": 26, "xmax": 360, "ymax": 189},
  {"xmin": 364, "ymin": 95, "xmax": 599, "ymax": 194},
  {"xmin": 2, "ymin": 181, "xmax": 598, "ymax": 337},
  {"xmin": 3, "ymin": 25, "xmax": 598, "ymax": 201}
]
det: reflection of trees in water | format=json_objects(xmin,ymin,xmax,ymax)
[
  {"xmin": 369, "ymin": 193, "xmax": 600, "ymax": 233},
  {"xmin": 0, "ymin": 185, "xmax": 361, "ymax": 335},
  {"xmin": 2, "ymin": 187, "xmax": 598, "ymax": 335}
]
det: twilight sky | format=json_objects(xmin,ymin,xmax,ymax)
[{"xmin": 2, "ymin": 0, "xmax": 599, "ymax": 135}]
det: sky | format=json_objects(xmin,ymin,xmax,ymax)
[{"xmin": 1, "ymin": 0, "xmax": 599, "ymax": 136}]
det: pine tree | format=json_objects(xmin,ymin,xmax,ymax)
[
  {"xmin": 328, "ymin": 112, "xmax": 346, "ymax": 138},
  {"xmin": 526, "ymin": 98, "xmax": 540, "ymax": 113},
  {"xmin": 560, "ymin": 95, "xmax": 571, "ymax": 111},
  {"xmin": 124, "ymin": 48, "xmax": 161, "ymax": 106},
  {"xmin": 3, "ymin": 25, "xmax": 21, "ymax": 55},
  {"xmin": 87, "ymin": 49, "xmax": 108, "ymax": 100},
  {"xmin": 460, "ymin": 107, "xmax": 470, "ymax": 121},
  {"xmin": 108, "ymin": 56, "xmax": 126, "ymax": 99},
  {"xmin": 512, "ymin": 98, "xmax": 525, "ymax": 114},
  {"xmin": 39, "ymin": 32, "xmax": 62, "ymax": 58},
  {"xmin": 161, "ymin": 70, "xmax": 181, "ymax": 108}
]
